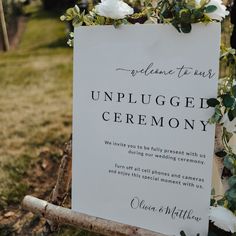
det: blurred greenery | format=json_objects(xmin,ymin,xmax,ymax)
[{"xmin": 41, "ymin": 0, "xmax": 77, "ymax": 12}]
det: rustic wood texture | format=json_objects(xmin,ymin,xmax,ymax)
[
  {"xmin": 22, "ymin": 195, "xmax": 169, "ymax": 236},
  {"xmin": 46, "ymin": 138, "xmax": 72, "ymax": 232},
  {"xmin": 50, "ymin": 138, "xmax": 72, "ymax": 206},
  {"xmin": 212, "ymin": 124, "xmax": 227, "ymax": 196},
  {"xmin": 0, "ymin": 0, "xmax": 9, "ymax": 51}
]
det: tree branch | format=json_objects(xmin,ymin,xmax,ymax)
[{"xmin": 22, "ymin": 195, "xmax": 168, "ymax": 236}]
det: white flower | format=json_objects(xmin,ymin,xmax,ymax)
[
  {"xmin": 69, "ymin": 32, "xmax": 74, "ymax": 38},
  {"xmin": 221, "ymin": 113, "xmax": 236, "ymax": 133},
  {"xmin": 60, "ymin": 15, "xmax": 66, "ymax": 21},
  {"xmin": 74, "ymin": 5, "xmax": 80, "ymax": 14},
  {"xmin": 209, "ymin": 206, "xmax": 236, "ymax": 233},
  {"xmin": 67, "ymin": 39, "xmax": 73, "ymax": 47},
  {"xmin": 204, "ymin": 0, "xmax": 229, "ymax": 21},
  {"xmin": 95, "ymin": 0, "xmax": 134, "ymax": 20}
]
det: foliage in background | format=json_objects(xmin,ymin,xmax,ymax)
[
  {"xmin": 209, "ymin": 47, "xmax": 236, "ymax": 214},
  {"xmin": 2, "ymin": 0, "xmax": 27, "ymax": 22},
  {"xmin": 60, "ymin": 0, "xmax": 228, "ymax": 37},
  {"xmin": 41, "ymin": 0, "xmax": 78, "ymax": 12},
  {"xmin": 0, "ymin": 1, "xmax": 73, "ymax": 234}
]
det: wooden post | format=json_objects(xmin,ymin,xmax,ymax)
[
  {"xmin": 22, "ymin": 195, "xmax": 168, "ymax": 236},
  {"xmin": 45, "ymin": 138, "xmax": 72, "ymax": 232},
  {"xmin": 0, "ymin": 0, "xmax": 10, "ymax": 51}
]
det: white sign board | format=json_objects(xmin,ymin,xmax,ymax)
[{"xmin": 72, "ymin": 24, "xmax": 221, "ymax": 236}]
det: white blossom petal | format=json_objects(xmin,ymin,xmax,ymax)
[
  {"xmin": 95, "ymin": 0, "xmax": 134, "ymax": 19},
  {"xmin": 195, "ymin": 0, "xmax": 229, "ymax": 21},
  {"xmin": 221, "ymin": 113, "xmax": 236, "ymax": 133},
  {"xmin": 209, "ymin": 206, "xmax": 236, "ymax": 233},
  {"xmin": 206, "ymin": 0, "xmax": 229, "ymax": 20}
]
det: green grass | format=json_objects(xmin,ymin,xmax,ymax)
[
  {"xmin": 0, "ymin": 2, "xmax": 98, "ymax": 235},
  {"xmin": 0, "ymin": 0, "xmax": 72, "ymax": 209}
]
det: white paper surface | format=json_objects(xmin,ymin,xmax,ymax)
[{"xmin": 72, "ymin": 24, "xmax": 221, "ymax": 236}]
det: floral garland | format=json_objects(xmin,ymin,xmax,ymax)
[
  {"xmin": 208, "ymin": 46, "xmax": 236, "ymax": 235},
  {"xmin": 61, "ymin": 0, "xmax": 229, "ymax": 46},
  {"xmin": 61, "ymin": 0, "xmax": 236, "ymax": 235}
]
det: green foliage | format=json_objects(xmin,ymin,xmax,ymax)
[
  {"xmin": 2, "ymin": 0, "xmax": 26, "ymax": 25},
  {"xmin": 225, "ymin": 187, "xmax": 236, "ymax": 211},
  {"xmin": 209, "ymin": 48, "xmax": 236, "ymax": 124},
  {"xmin": 180, "ymin": 231, "xmax": 187, "ymax": 236},
  {"xmin": 60, "ymin": 0, "xmax": 220, "ymax": 45},
  {"xmin": 156, "ymin": 0, "xmax": 208, "ymax": 33},
  {"xmin": 205, "ymin": 5, "xmax": 217, "ymax": 13},
  {"xmin": 215, "ymin": 150, "xmax": 227, "ymax": 157},
  {"xmin": 228, "ymin": 176, "xmax": 236, "ymax": 188},
  {"xmin": 207, "ymin": 98, "xmax": 220, "ymax": 107},
  {"xmin": 61, "ymin": 5, "xmax": 129, "ymax": 27}
]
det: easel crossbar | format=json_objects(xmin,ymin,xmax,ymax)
[{"xmin": 22, "ymin": 195, "xmax": 168, "ymax": 236}]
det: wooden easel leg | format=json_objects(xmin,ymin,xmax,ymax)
[{"xmin": 44, "ymin": 136, "xmax": 72, "ymax": 233}]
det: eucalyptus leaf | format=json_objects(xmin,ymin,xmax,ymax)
[
  {"xmin": 228, "ymin": 175, "xmax": 236, "ymax": 187},
  {"xmin": 215, "ymin": 150, "xmax": 227, "ymax": 157},
  {"xmin": 232, "ymin": 107, "xmax": 236, "ymax": 117},
  {"xmin": 72, "ymin": 16, "xmax": 82, "ymax": 26},
  {"xmin": 205, "ymin": 5, "xmax": 217, "ymax": 13},
  {"xmin": 211, "ymin": 188, "xmax": 216, "ymax": 195},
  {"xmin": 210, "ymin": 198, "xmax": 216, "ymax": 206},
  {"xmin": 192, "ymin": 9, "xmax": 203, "ymax": 19},
  {"xmin": 224, "ymin": 155, "xmax": 235, "ymax": 171},
  {"xmin": 180, "ymin": 23, "xmax": 191, "ymax": 33},
  {"xmin": 172, "ymin": 21, "xmax": 181, "ymax": 33},
  {"xmin": 228, "ymin": 109, "xmax": 236, "ymax": 121},
  {"xmin": 223, "ymin": 127, "xmax": 234, "ymax": 142},
  {"xmin": 180, "ymin": 9, "xmax": 191, "ymax": 22},
  {"xmin": 222, "ymin": 94, "xmax": 235, "ymax": 108},
  {"xmin": 180, "ymin": 231, "xmax": 187, "ymax": 236},
  {"xmin": 65, "ymin": 7, "xmax": 77, "ymax": 21},
  {"xmin": 217, "ymin": 198, "xmax": 225, "ymax": 206},
  {"xmin": 225, "ymin": 188, "xmax": 236, "ymax": 202},
  {"xmin": 232, "ymin": 85, "xmax": 236, "ymax": 97},
  {"xmin": 83, "ymin": 16, "xmax": 94, "ymax": 26},
  {"xmin": 96, "ymin": 16, "xmax": 106, "ymax": 25},
  {"xmin": 207, "ymin": 98, "xmax": 220, "ymax": 107}
]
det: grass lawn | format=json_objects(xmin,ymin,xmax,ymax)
[
  {"xmin": 0, "ymin": 1, "xmax": 100, "ymax": 235},
  {"xmin": 0, "ymin": 1, "xmax": 72, "ymax": 205}
]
